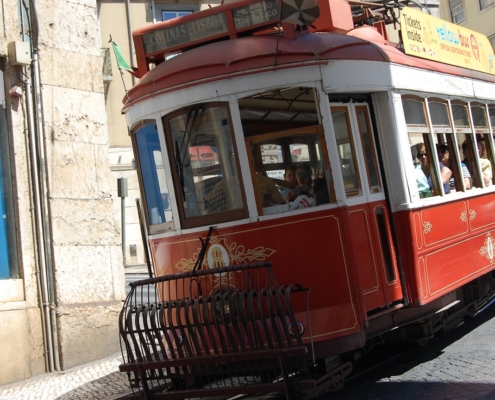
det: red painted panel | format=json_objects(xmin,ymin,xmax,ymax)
[
  {"xmin": 418, "ymin": 201, "xmax": 468, "ymax": 248},
  {"xmin": 348, "ymin": 208, "xmax": 384, "ymax": 311},
  {"xmin": 424, "ymin": 240, "xmax": 473, "ymax": 296},
  {"xmin": 150, "ymin": 209, "xmax": 363, "ymax": 342},
  {"xmin": 468, "ymin": 195, "xmax": 495, "ymax": 232}
]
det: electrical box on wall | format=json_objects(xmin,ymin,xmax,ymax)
[{"xmin": 7, "ymin": 41, "xmax": 31, "ymax": 66}]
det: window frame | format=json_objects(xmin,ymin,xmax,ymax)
[
  {"xmin": 450, "ymin": 0, "xmax": 466, "ymax": 24},
  {"xmin": 245, "ymin": 124, "xmax": 335, "ymax": 216},
  {"xmin": 162, "ymin": 10, "xmax": 193, "ymax": 21},
  {"xmin": 162, "ymin": 102, "xmax": 248, "ymax": 230},
  {"xmin": 354, "ymin": 104, "xmax": 382, "ymax": 194},
  {"xmin": 131, "ymin": 120, "xmax": 175, "ymax": 234},
  {"xmin": 480, "ymin": 0, "xmax": 495, "ymax": 10},
  {"xmin": 402, "ymin": 95, "xmax": 444, "ymax": 196},
  {"xmin": 331, "ymin": 106, "xmax": 363, "ymax": 197}
]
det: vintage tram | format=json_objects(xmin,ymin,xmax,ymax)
[{"xmin": 118, "ymin": 0, "xmax": 495, "ymax": 398}]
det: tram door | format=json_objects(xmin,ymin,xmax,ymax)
[{"xmin": 330, "ymin": 103, "xmax": 403, "ymax": 312}]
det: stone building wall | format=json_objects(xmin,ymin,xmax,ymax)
[{"xmin": 0, "ymin": 0, "xmax": 125, "ymax": 384}]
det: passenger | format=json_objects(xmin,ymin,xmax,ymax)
[
  {"xmin": 284, "ymin": 163, "xmax": 314, "ymax": 203},
  {"xmin": 437, "ymin": 144, "xmax": 471, "ymax": 193},
  {"xmin": 414, "ymin": 143, "xmax": 432, "ymax": 190},
  {"xmin": 257, "ymin": 172, "xmax": 285, "ymax": 207},
  {"xmin": 411, "ymin": 145, "xmax": 431, "ymax": 198},
  {"xmin": 279, "ymin": 165, "xmax": 297, "ymax": 199},
  {"xmin": 462, "ymin": 140, "xmax": 492, "ymax": 186}
]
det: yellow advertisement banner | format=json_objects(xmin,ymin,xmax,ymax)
[{"xmin": 400, "ymin": 7, "xmax": 495, "ymax": 75}]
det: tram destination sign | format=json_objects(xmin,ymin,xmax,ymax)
[
  {"xmin": 142, "ymin": 0, "xmax": 281, "ymax": 55},
  {"xmin": 400, "ymin": 7, "xmax": 495, "ymax": 75},
  {"xmin": 143, "ymin": 14, "xmax": 229, "ymax": 54}
]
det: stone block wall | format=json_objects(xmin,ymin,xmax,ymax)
[{"xmin": 0, "ymin": 0, "xmax": 125, "ymax": 382}]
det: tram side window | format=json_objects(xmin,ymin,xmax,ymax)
[
  {"xmin": 163, "ymin": 103, "xmax": 247, "ymax": 229},
  {"xmin": 429, "ymin": 100, "xmax": 468, "ymax": 194},
  {"xmin": 452, "ymin": 103, "xmax": 493, "ymax": 189},
  {"xmin": 331, "ymin": 108, "xmax": 361, "ymax": 197},
  {"xmin": 403, "ymin": 98, "xmax": 441, "ymax": 198},
  {"xmin": 355, "ymin": 106, "xmax": 382, "ymax": 193},
  {"xmin": 466, "ymin": 104, "xmax": 493, "ymax": 187},
  {"xmin": 134, "ymin": 123, "xmax": 174, "ymax": 228}
]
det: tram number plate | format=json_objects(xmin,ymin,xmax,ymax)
[{"xmin": 325, "ymin": 355, "xmax": 340, "ymax": 373}]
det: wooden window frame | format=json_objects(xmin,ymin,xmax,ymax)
[
  {"xmin": 245, "ymin": 124, "xmax": 335, "ymax": 216},
  {"xmin": 162, "ymin": 102, "xmax": 248, "ymax": 230}
]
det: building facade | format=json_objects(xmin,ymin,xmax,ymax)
[
  {"xmin": 439, "ymin": 0, "xmax": 495, "ymax": 49},
  {"xmin": 0, "ymin": 0, "xmax": 125, "ymax": 385}
]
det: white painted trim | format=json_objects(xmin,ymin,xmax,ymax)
[{"xmin": 0, "ymin": 279, "xmax": 24, "ymax": 303}]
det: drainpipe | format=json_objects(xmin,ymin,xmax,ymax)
[
  {"xmin": 32, "ymin": 48, "xmax": 61, "ymax": 372},
  {"xmin": 22, "ymin": 80, "xmax": 50, "ymax": 373},
  {"xmin": 24, "ymin": 0, "xmax": 61, "ymax": 372}
]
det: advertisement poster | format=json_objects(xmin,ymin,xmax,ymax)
[{"xmin": 400, "ymin": 7, "xmax": 495, "ymax": 75}]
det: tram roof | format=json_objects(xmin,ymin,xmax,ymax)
[{"xmin": 123, "ymin": 25, "xmax": 495, "ymax": 109}]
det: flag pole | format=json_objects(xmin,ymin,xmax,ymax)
[{"xmin": 109, "ymin": 35, "xmax": 132, "ymax": 103}]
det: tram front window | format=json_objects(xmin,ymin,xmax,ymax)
[
  {"xmin": 134, "ymin": 123, "xmax": 174, "ymax": 229},
  {"xmin": 163, "ymin": 103, "xmax": 247, "ymax": 229}
]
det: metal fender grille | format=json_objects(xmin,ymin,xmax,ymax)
[{"xmin": 119, "ymin": 262, "xmax": 311, "ymax": 399}]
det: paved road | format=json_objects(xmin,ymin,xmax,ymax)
[{"xmin": 327, "ymin": 300, "xmax": 495, "ymax": 400}]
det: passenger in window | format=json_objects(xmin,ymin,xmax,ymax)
[
  {"xmin": 462, "ymin": 141, "xmax": 492, "ymax": 186},
  {"xmin": 284, "ymin": 163, "xmax": 314, "ymax": 203},
  {"xmin": 257, "ymin": 172, "xmax": 285, "ymax": 207},
  {"xmin": 437, "ymin": 144, "xmax": 471, "ymax": 193},
  {"xmin": 411, "ymin": 145, "xmax": 431, "ymax": 198},
  {"xmin": 279, "ymin": 165, "xmax": 297, "ymax": 199},
  {"xmin": 415, "ymin": 143, "xmax": 433, "ymax": 191}
]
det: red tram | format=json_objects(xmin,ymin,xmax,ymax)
[{"xmin": 118, "ymin": 0, "xmax": 495, "ymax": 397}]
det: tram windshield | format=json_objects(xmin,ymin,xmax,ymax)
[
  {"xmin": 163, "ymin": 103, "xmax": 247, "ymax": 229},
  {"xmin": 133, "ymin": 122, "xmax": 174, "ymax": 230}
]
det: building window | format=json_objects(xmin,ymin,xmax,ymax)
[
  {"xmin": 480, "ymin": 0, "xmax": 495, "ymax": 10},
  {"xmin": 450, "ymin": 0, "xmax": 465, "ymax": 23},
  {"xmin": 0, "ymin": 71, "xmax": 19, "ymax": 279},
  {"xmin": 162, "ymin": 10, "xmax": 193, "ymax": 21}
]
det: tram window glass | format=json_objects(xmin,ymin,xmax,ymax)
[
  {"xmin": 246, "ymin": 126, "xmax": 334, "ymax": 216},
  {"xmin": 471, "ymin": 105, "xmax": 488, "ymax": 130},
  {"xmin": 355, "ymin": 106, "xmax": 381, "ymax": 193},
  {"xmin": 428, "ymin": 101, "xmax": 450, "ymax": 127},
  {"xmin": 163, "ymin": 104, "xmax": 247, "ymax": 229},
  {"xmin": 489, "ymin": 107, "xmax": 495, "ymax": 130},
  {"xmin": 331, "ymin": 108, "xmax": 361, "ymax": 196},
  {"xmin": 452, "ymin": 104, "xmax": 470, "ymax": 128},
  {"xmin": 134, "ymin": 123, "xmax": 174, "ymax": 229},
  {"xmin": 403, "ymin": 99, "xmax": 427, "ymax": 126}
]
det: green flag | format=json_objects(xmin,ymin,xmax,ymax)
[{"xmin": 110, "ymin": 38, "xmax": 133, "ymax": 72}]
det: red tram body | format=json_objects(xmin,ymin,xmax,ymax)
[{"xmin": 119, "ymin": 0, "xmax": 495, "ymax": 396}]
